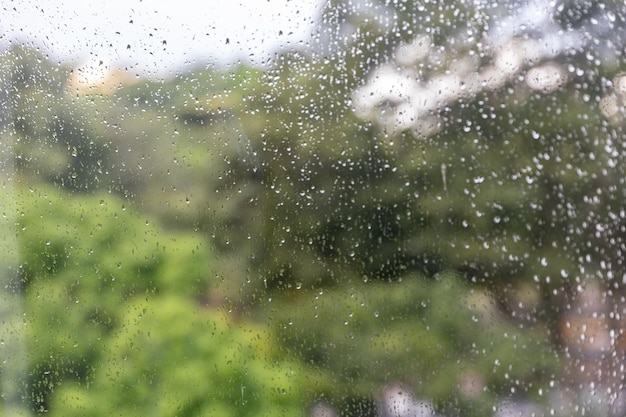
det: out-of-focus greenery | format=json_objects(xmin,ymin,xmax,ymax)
[
  {"xmin": 267, "ymin": 274, "xmax": 558, "ymax": 416},
  {"xmin": 49, "ymin": 295, "xmax": 308, "ymax": 417},
  {"xmin": 2, "ymin": 0, "xmax": 625, "ymax": 414},
  {"xmin": 2, "ymin": 184, "xmax": 310, "ymax": 416}
]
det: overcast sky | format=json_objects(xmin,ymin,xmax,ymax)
[{"xmin": 0, "ymin": 0, "xmax": 322, "ymax": 78}]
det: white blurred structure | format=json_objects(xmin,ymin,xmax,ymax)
[
  {"xmin": 351, "ymin": 0, "xmax": 608, "ymax": 137},
  {"xmin": 600, "ymin": 74, "xmax": 626, "ymax": 125},
  {"xmin": 378, "ymin": 384, "xmax": 435, "ymax": 417},
  {"xmin": 309, "ymin": 401, "xmax": 339, "ymax": 417},
  {"xmin": 493, "ymin": 400, "xmax": 542, "ymax": 417}
]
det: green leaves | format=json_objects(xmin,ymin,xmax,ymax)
[
  {"xmin": 51, "ymin": 296, "xmax": 307, "ymax": 417},
  {"xmin": 12, "ymin": 186, "xmax": 247, "ymax": 414},
  {"xmin": 269, "ymin": 274, "xmax": 558, "ymax": 416}
]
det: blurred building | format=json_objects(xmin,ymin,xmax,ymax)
[
  {"xmin": 67, "ymin": 60, "xmax": 139, "ymax": 95},
  {"xmin": 378, "ymin": 384, "xmax": 435, "ymax": 417}
]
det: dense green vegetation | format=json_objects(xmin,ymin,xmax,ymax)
[
  {"xmin": 1, "ymin": 184, "xmax": 311, "ymax": 416},
  {"xmin": 2, "ymin": 1, "xmax": 625, "ymax": 415}
]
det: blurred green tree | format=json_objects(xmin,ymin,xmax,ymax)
[
  {"xmin": 267, "ymin": 273, "xmax": 558, "ymax": 416},
  {"xmin": 13, "ymin": 184, "xmax": 210, "ymax": 412},
  {"xmin": 48, "ymin": 295, "xmax": 309, "ymax": 417},
  {"xmin": 5, "ymin": 184, "xmax": 310, "ymax": 416},
  {"xmin": 2, "ymin": 46, "xmax": 111, "ymax": 191}
]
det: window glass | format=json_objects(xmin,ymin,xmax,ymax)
[{"xmin": 2, "ymin": 1, "xmax": 626, "ymax": 416}]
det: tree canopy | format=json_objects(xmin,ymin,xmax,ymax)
[{"xmin": 2, "ymin": 0, "xmax": 626, "ymax": 415}]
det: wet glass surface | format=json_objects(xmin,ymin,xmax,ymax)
[{"xmin": 2, "ymin": 1, "xmax": 626, "ymax": 416}]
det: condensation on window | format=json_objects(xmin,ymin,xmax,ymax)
[{"xmin": 1, "ymin": 1, "xmax": 626, "ymax": 417}]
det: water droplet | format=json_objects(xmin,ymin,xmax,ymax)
[{"xmin": 608, "ymin": 11, "xmax": 616, "ymax": 22}]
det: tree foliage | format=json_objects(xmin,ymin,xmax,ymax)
[
  {"xmin": 3, "ymin": 0, "xmax": 625, "ymax": 414},
  {"xmin": 2, "ymin": 183, "xmax": 308, "ymax": 416}
]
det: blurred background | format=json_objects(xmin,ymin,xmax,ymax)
[{"xmin": 2, "ymin": 0, "xmax": 626, "ymax": 416}]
